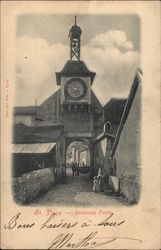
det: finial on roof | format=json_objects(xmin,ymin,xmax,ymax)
[{"xmin": 75, "ymin": 15, "xmax": 77, "ymax": 26}]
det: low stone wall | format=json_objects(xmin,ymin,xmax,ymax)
[
  {"xmin": 12, "ymin": 168, "xmax": 55, "ymax": 204},
  {"xmin": 119, "ymin": 173, "xmax": 140, "ymax": 204}
]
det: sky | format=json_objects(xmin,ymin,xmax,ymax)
[{"xmin": 15, "ymin": 14, "xmax": 141, "ymax": 106}]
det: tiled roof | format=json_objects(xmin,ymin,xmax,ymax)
[
  {"xmin": 91, "ymin": 90, "xmax": 103, "ymax": 114},
  {"xmin": 12, "ymin": 143, "xmax": 56, "ymax": 154},
  {"xmin": 56, "ymin": 60, "xmax": 96, "ymax": 85},
  {"xmin": 103, "ymin": 98, "xmax": 127, "ymax": 124},
  {"xmin": 110, "ymin": 70, "xmax": 142, "ymax": 158}
]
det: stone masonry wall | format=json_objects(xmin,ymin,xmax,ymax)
[
  {"xmin": 12, "ymin": 168, "xmax": 55, "ymax": 204},
  {"xmin": 119, "ymin": 173, "xmax": 140, "ymax": 204}
]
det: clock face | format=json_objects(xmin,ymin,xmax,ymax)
[{"xmin": 65, "ymin": 78, "xmax": 87, "ymax": 100}]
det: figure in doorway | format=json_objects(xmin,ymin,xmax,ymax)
[{"xmin": 72, "ymin": 163, "xmax": 80, "ymax": 176}]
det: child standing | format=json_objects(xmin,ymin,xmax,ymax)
[{"xmin": 93, "ymin": 176, "xmax": 99, "ymax": 193}]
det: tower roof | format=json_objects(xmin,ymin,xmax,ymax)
[
  {"xmin": 56, "ymin": 60, "xmax": 96, "ymax": 85},
  {"xmin": 103, "ymin": 98, "xmax": 127, "ymax": 124},
  {"xmin": 69, "ymin": 16, "xmax": 82, "ymax": 40}
]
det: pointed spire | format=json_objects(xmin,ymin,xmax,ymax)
[{"xmin": 75, "ymin": 15, "xmax": 77, "ymax": 26}]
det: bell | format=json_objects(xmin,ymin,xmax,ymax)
[{"xmin": 73, "ymin": 40, "xmax": 77, "ymax": 47}]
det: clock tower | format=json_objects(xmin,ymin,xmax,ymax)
[{"xmin": 56, "ymin": 16, "xmax": 96, "ymax": 113}]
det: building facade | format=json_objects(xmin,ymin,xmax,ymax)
[
  {"xmin": 13, "ymin": 17, "xmax": 104, "ymax": 179},
  {"xmin": 109, "ymin": 70, "xmax": 142, "ymax": 203}
]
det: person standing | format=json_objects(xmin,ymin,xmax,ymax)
[
  {"xmin": 98, "ymin": 168, "xmax": 104, "ymax": 192},
  {"xmin": 93, "ymin": 176, "xmax": 99, "ymax": 193}
]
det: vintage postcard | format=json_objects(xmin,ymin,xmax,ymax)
[{"xmin": 1, "ymin": 1, "xmax": 160, "ymax": 249}]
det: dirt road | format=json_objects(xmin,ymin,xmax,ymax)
[{"xmin": 31, "ymin": 169, "xmax": 122, "ymax": 207}]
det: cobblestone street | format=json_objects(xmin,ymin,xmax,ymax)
[{"xmin": 31, "ymin": 169, "xmax": 123, "ymax": 207}]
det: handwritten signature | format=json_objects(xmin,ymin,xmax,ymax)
[{"xmin": 48, "ymin": 231, "xmax": 142, "ymax": 249}]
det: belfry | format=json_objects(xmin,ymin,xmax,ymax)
[
  {"xmin": 56, "ymin": 17, "xmax": 97, "ymax": 116},
  {"xmin": 69, "ymin": 16, "xmax": 82, "ymax": 61}
]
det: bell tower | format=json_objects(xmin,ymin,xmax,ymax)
[
  {"xmin": 56, "ymin": 16, "xmax": 96, "ymax": 113},
  {"xmin": 69, "ymin": 16, "xmax": 82, "ymax": 61}
]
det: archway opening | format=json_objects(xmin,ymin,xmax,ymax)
[{"xmin": 66, "ymin": 140, "xmax": 91, "ymax": 168}]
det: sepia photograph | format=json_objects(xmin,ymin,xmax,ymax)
[
  {"xmin": 12, "ymin": 14, "xmax": 141, "ymax": 206},
  {"xmin": 1, "ymin": 1, "xmax": 160, "ymax": 249}
]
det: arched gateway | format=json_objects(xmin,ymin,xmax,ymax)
[
  {"xmin": 13, "ymin": 17, "xmax": 103, "ymax": 181},
  {"xmin": 65, "ymin": 137, "xmax": 91, "ymax": 166},
  {"xmin": 54, "ymin": 17, "xmax": 103, "ymax": 168}
]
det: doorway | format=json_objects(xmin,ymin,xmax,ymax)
[{"xmin": 66, "ymin": 140, "xmax": 91, "ymax": 169}]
